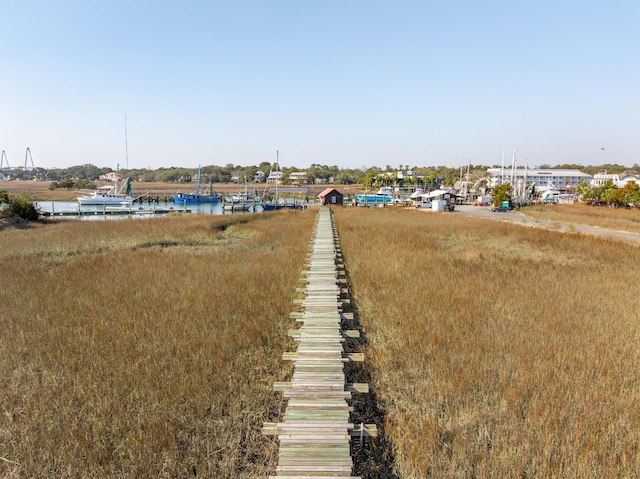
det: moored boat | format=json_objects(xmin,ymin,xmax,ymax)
[
  {"xmin": 355, "ymin": 186, "xmax": 396, "ymax": 205},
  {"xmin": 77, "ymin": 177, "xmax": 134, "ymax": 206},
  {"xmin": 172, "ymin": 166, "xmax": 219, "ymax": 203}
]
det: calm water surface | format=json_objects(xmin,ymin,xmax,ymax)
[{"xmin": 35, "ymin": 201, "xmax": 263, "ymax": 220}]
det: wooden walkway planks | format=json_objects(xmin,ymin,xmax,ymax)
[{"xmin": 263, "ymin": 206, "xmax": 376, "ymax": 478}]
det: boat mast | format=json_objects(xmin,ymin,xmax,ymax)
[
  {"xmin": 124, "ymin": 114, "xmax": 129, "ymax": 170},
  {"xmin": 510, "ymin": 149, "xmax": 517, "ymax": 189},
  {"xmin": 465, "ymin": 155, "xmax": 471, "ymax": 200},
  {"xmin": 524, "ymin": 158, "xmax": 528, "ymax": 201},
  {"xmin": 197, "ymin": 165, "xmax": 201, "ymax": 196}
]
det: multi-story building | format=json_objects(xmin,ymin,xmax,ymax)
[{"xmin": 487, "ymin": 168, "xmax": 591, "ymax": 189}]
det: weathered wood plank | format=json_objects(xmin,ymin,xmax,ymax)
[{"xmin": 264, "ymin": 208, "xmax": 369, "ymax": 477}]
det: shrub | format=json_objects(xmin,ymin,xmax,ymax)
[{"xmin": 2, "ymin": 193, "xmax": 39, "ymax": 221}]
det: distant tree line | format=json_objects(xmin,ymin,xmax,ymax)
[
  {"xmin": 577, "ymin": 180, "xmax": 640, "ymax": 207},
  {"xmin": 1, "ymin": 162, "xmax": 475, "ymax": 186},
  {"xmin": 3, "ymin": 162, "xmax": 640, "ymax": 190}
]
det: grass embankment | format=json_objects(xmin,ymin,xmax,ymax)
[
  {"xmin": 0, "ymin": 211, "xmax": 315, "ymax": 478},
  {"xmin": 522, "ymin": 203, "xmax": 640, "ymax": 234},
  {"xmin": 334, "ymin": 207, "xmax": 640, "ymax": 478}
]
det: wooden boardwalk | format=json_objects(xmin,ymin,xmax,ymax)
[{"xmin": 263, "ymin": 207, "xmax": 376, "ymax": 478}]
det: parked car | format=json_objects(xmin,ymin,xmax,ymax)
[{"xmin": 491, "ymin": 205, "xmax": 513, "ymax": 212}]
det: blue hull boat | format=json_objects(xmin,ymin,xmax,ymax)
[
  {"xmin": 173, "ymin": 165, "xmax": 220, "ymax": 204},
  {"xmin": 355, "ymin": 187, "xmax": 396, "ymax": 205},
  {"xmin": 172, "ymin": 193, "xmax": 219, "ymax": 203}
]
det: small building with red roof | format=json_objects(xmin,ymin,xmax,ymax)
[{"xmin": 317, "ymin": 187, "xmax": 344, "ymax": 206}]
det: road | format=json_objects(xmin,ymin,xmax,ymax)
[{"xmin": 448, "ymin": 204, "xmax": 640, "ymax": 244}]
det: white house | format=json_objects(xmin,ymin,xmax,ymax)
[
  {"xmin": 591, "ymin": 172, "xmax": 640, "ymax": 188},
  {"xmin": 289, "ymin": 171, "xmax": 308, "ymax": 185},
  {"xmin": 266, "ymin": 170, "xmax": 284, "ymax": 184},
  {"xmin": 99, "ymin": 172, "xmax": 123, "ymax": 182}
]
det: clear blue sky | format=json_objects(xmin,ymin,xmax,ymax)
[{"xmin": 1, "ymin": 1, "xmax": 638, "ymax": 170}]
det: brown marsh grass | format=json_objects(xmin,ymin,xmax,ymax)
[
  {"xmin": 0, "ymin": 211, "xmax": 315, "ymax": 478},
  {"xmin": 522, "ymin": 203, "xmax": 640, "ymax": 234},
  {"xmin": 333, "ymin": 207, "xmax": 640, "ymax": 478}
]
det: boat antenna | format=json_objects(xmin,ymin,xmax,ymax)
[
  {"xmin": 124, "ymin": 114, "xmax": 129, "ymax": 170},
  {"xmin": 275, "ymin": 150, "xmax": 279, "ymax": 200}
]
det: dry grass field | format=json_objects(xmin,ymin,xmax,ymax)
[
  {"xmin": 0, "ymin": 210, "xmax": 316, "ymax": 477},
  {"xmin": 521, "ymin": 203, "xmax": 640, "ymax": 234},
  {"xmin": 4, "ymin": 202, "xmax": 640, "ymax": 478},
  {"xmin": 333, "ymin": 206, "xmax": 640, "ymax": 478}
]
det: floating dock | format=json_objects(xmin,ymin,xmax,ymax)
[{"xmin": 39, "ymin": 206, "xmax": 191, "ymax": 217}]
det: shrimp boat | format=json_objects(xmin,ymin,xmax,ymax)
[
  {"xmin": 78, "ymin": 120, "xmax": 136, "ymax": 206},
  {"xmin": 172, "ymin": 166, "xmax": 220, "ymax": 203},
  {"xmin": 77, "ymin": 176, "xmax": 134, "ymax": 206}
]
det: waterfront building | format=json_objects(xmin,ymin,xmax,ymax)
[{"xmin": 487, "ymin": 168, "xmax": 592, "ymax": 189}]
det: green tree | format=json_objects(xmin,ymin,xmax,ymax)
[
  {"xmin": 425, "ymin": 171, "xmax": 437, "ymax": 188},
  {"xmin": 491, "ymin": 183, "xmax": 511, "ymax": 206},
  {"xmin": 599, "ymin": 180, "xmax": 618, "ymax": 205},
  {"xmin": 361, "ymin": 172, "xmax": 376, "ymax": 188}
]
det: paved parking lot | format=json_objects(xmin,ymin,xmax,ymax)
[{"xmin": 436, "ymin": 204, "xmax": 640, "ymax": 244}]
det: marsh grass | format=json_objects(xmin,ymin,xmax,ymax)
[
  {"xmin": 0, "ymin": 211, "xmax": 314, "ymax": 478},
  {"xmin": 333, "ymin": 207, "xmax": 640, "ymax": 478},
  {"xmin": 522, "ymin": 204, "xmax": 640, "ymax": 234}
]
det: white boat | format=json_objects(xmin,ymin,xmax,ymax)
[
  {"xmin": 223, "ymin": 178, "xmax": 259, "ymax": 211},
  {"xmin": 77, "ymin": 177, "xmax": 133, "ymax": 206},
  {"xmin": 355, "ymin": 186, "xmax": 396, "ymax": 205}
]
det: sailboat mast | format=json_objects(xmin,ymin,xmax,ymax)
[
  {"xmin": 524, "ymin": 159, "xmax": 528, "ymax": 200},
  {"xmin": 124, "ymin": 114, "xmax": 129, "ymax": 170},
  {"xmin": 465, "ymin": 155, "xmax": 471, "ymax": 199},
  {"xmin": 511, "ymin": 149, "xmax": 517, "ymax": 193}
]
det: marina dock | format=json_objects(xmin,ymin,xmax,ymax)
[
  {"xmin": 38, "ymin": 204, "xmax": 191, "ymax": 217},
  {"xmin": 263, "ymin": 207, "xmax": 376, "ymax": 477}
]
